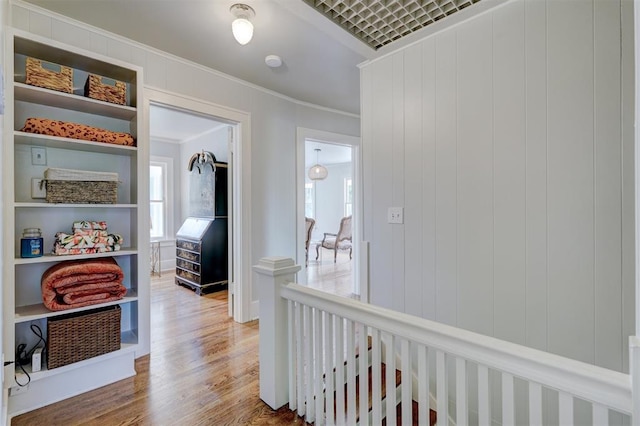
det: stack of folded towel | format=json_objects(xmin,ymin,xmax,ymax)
[{"xmin": 53, "ymin": 220, "xmax": 123, "ymax": 255}]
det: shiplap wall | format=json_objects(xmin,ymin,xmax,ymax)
[
  {"xmin": 9, "ymin": 1, "xmax": 360, "ymax": 305},
  {"xmin": 361, "ymin": 0, "xmax": 634, "ymax": 372}
]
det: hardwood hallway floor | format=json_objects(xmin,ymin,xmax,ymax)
[{"xmin": 11, "ymin": 273, "xmax": 305, "ymax": 426}]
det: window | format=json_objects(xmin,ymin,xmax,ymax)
[
  {"xmin": 305, "ymin": 182, "xmax": 315, "ymax": 218},
  {"xmin": 344, "ymin": 178, "xmax": 353, "ymax": 216},
  {"xmin": 150, "ymin": 156, "xmax": 174, "ymax": 240}
]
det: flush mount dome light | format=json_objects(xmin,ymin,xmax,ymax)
[{"xmin": 230, "ymin": 4, "xmax": 255, "ymax": 45}]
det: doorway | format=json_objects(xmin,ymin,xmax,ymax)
[
  {"xmin": 296, "ymin": 128, "xmax": 361, "ymax": 299},
  {"xmin": 144, "ymin": 87, "xmax": 252, "ymax": 325}
]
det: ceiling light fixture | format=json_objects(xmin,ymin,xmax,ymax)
[
  {"xmin": 308, "ymin": 148, "xmax": 328, "ymax": 181},
  {"xmin": 230, "ymin": 4, "xmax": 255, "ymax": 46}
]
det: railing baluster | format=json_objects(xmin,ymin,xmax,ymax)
[
  {"xmin": 295, "ymin": 302, "xmax": 305, "ymax": 416},
  {"xmin": 358, "ymin": 323, "xmax": 369, "ymax": 425},
  {"xmin": 315, "ymin": 309, "xmax": 325, "ymax": 425},
  {"xmin": 593, "ymin": 403, "xmax": 608, "ymax": 426},
  {"xmin": 418, "ymin": 345, "xmax": 429, "ymax": 425},
  {"xmin": 401, "ymin": 339, "xmax": 412, "ymax": 425},
  {"xmin": 325, "ymin": 312, "xmax": 335, "ymax": 426},
  {"xmin": 558, "ymin": 392, "xmax": 573, "ymax": 425},
  {"xmin": 346, "ymin": 320, "xmax": 357, "ymax": 425},
  {"xmin": 437, "ymin": 350, "xmax": 448, "ymax": 426},
  {"xmin": 304, "ymin": 304, "xmax": 314, "ymax": 421},
  {"xmin": 528, "ymin": 382, "xmax": 542, "ymax": 426},
  {"xmin": 275, "ymin": 277, "xmax": 633, "ymax": 425},
  {"xmin": 456, "ymin": 357, "xmax": 467, "ymax": 425},
  {"xmin": 477, "ymin": 364, "xmax": 490, "ymax": 425},
  {"xmin": 502, "ymin": 373, "xmax": 515, "ymax": 425},
  {"xmin": 385, "ymin": 332, "xmax": 396, "ymax": 426},
  {"xmin": 371, "ymin": 328, "xmax": 383, "ymax": 424},
  {"xmin": 288, "ymin": 300, "xmax": 297, "ymax": 411},
  {"xmin": 335, "ymin": 315, "xmax": 345, "ymax": 426}
]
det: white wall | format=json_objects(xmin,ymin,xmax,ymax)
[
  {"xmin": 361, "ymin": 0, "xmax": 634, "ymax": 373},
  {"xmin": 309, "ymin": 162, "xmax": 352, "ymax": 241},
  {"xmin": 10, "ymin": 1, "xmax": 360, "ymax": 308}
]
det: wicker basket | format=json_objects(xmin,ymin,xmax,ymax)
[
  {"xmin": 44, "ymin": 168, "xmax": 119, "ymax": 204},
  {"xmin": 46, "ymin": 181, "xmax": 117, "ymax": 204},
  {"xmin": 84, "ymin": 74, "xmax": 126, "ymax": 105},
  {"xmin": 47, "ymin": 305, "xmax": 121, "ymax": 369},
  {"xmin": 25, "ymin": 57, "xmax": 73, "ymax": 94}
]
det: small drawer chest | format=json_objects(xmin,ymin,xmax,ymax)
[{"xmin": 175, "ymin": 217, "xmax": 227, "ymax": 295}]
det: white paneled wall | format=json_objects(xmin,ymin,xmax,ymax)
[
  {"xmin": 361, "ymin": 0, "xmax": 634, "ymax": 372},
  {"xmin": 10, "ymin": 1, "xmax": 360, "ymax": 305}
]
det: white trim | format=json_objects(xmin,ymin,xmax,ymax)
[
  {"xmin": 150, "ymin": 155, "xmax": 174, "ymax": 241},
  {"xmin": 144, "ymin": 86, "xmax": 253, "ymax": 323},
  {"xmin": 10, "ymin": 0, "xmax": 359, "ymax": 119},
  {"xmin": 296, "ymin": 127, "xmax": 364, "ymax": 300}
]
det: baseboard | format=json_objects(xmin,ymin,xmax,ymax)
[{"xmin": 250, "ymin": 300, "xmax": 259, "ymax": 320}]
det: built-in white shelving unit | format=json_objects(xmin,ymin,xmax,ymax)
[{"xmin": 3, "ymin": 29, "xmax": 147, "ymax": 416}]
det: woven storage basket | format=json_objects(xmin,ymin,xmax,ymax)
[
  {"xmin": 44, "ymin": 168, "xmax": 118, "ymax": 204},
  {"xmin": 47, "ymin": 305, "xmax": 121, "ymax": 369},
  {"xmin": 25, "ymin": 57, "xmax": 73, "ymax": 94},
  {"xmin": 84, "ymin": 74, "xmax": 126, "ymax": 105}
]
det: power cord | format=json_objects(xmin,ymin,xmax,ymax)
[{"xmin": 13, "ymin": 324, "xmax": 47, "ymax": 387}]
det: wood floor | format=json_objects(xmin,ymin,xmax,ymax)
[
  {"xmin": 306, "ymin": 249, "xmax": 355, "ymax": 299},
  {"xmin": 11, "ymin": 273, "xmax": 306, "ymax": 425}
]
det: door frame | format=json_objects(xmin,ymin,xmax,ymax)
[
  {"xmin": 296, "ymin": 127, "xmax": 365, "ymax": 300},
  {"xmin": 144, "ymin": 87, "xmax": 253, "ymax": 323}
]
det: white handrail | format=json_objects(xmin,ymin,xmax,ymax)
[{"xmin": 281, "ymin": 282, "xmax": 632, "ymax": 415}]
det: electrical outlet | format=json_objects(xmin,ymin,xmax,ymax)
[
  {"xmin": 10, "ymin": 383, "xmax": 29, "ymax": 396},
  {"xmin": 387, "ymin": 207, "xmax": 404, "ymax": 224},
  {"xmin": 31, "ymin": 178, "xmax": 46, "ymax": 199},
  {"xmin": 31, "ymin": 147, "xmax": 47, "ymax": 166}
]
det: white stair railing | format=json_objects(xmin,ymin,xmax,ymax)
[{"xmin": 255, "ymin": 257, "xmax": 633, "ymax": 425}]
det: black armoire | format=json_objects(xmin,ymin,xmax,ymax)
[{"xmin": 175, "ymin": 162, "xmax": 228, "ymax": 295}]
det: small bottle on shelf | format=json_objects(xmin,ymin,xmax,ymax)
[{"xmin": 21, "ymin": 228, "xmax": 43, "ymax": 258}]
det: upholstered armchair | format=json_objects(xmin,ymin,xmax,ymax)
[
  {"xmin": 316, "ymin": 215, "xmax": 352, "ymax": 263},
  {"xmin": 305, "ymin": 217, "xmax": 316, "ymax": 265}
]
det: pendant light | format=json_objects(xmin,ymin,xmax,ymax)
[
  {"xmin": 308, "ymin": 148, "xmax": 328, "ymax": 181},
  {"xmin": 230, "ymin": 4, "xmax": 255, "ymax": 46}
]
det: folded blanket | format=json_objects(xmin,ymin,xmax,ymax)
[
  {"xmin": 21, "ymin": 117, "xmax": 135, "ymax": 147},
  {"xmin": 53, "ymin": 231, "xmax": 122, "ymax": 256},
  {"xmin": 73, "ymin": 221, "xmax": 108, "ymax": 231},
  {"xmin": 41, "ymin": 257, "xmax": 126, "ymax": 311}
]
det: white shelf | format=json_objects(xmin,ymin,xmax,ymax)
[
  {"xmin": 14, "ymin": 131, "xmax": 138, "ymax": 156},
  {"xmin": 14, "ymin": 331, "xmax": 138, "ymax": 383},
  {"xmin": 5, "ymin": 31, "xmax": 145, "ymax": 413},
  {"xmin": 15, "ymin": 202, "xmax": 137, "ymax": 209},
  {"xmin": 14, "ymin": 83, "xmax": 136, "ymax": 120},
  {"xmin": 14, "ymin": 292, "xmax": 138, "ymax": 323},
  {"xmin": 14, "ymin": 249, "xmax": 139, "ymax": 265}
]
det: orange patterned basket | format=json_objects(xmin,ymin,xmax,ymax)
[
  {"xmin": 84, "ymin": 74, "xmax": 126, "ymax": 105},
  {"xmin": 25, "ymin": 57, "xmax": 73, "ymax": 93}
]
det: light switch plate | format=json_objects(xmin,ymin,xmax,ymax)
[
  {"xmin": 31, "ymin": 178, "xmax": 46, "ymax": 199},
  {"xmin": 387, "ymin": 207, "xmax": 404, "ymax": 224},
  {"xmin": 31, "ymin": 147, "xmax": 47, "ymax": 165}
]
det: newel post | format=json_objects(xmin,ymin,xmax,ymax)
[{"xmin": 253, "ymin": 257, "xmax": 301, "ymax": 409}]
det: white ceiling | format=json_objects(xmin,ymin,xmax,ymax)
[
  {"xmin": 305, "ymin": 140, "xmax": 351, "ymax": 167},
  {"xmin": 149, "ymin": 104, "xmax": 227, "ymax": 143},
  {"xmin": 23, "ymin": 0, "xmax": 488, "ymax": 115},
  {"xmin": 24, "ymin": 0, "xmax": 373, "ymax": 115}
]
